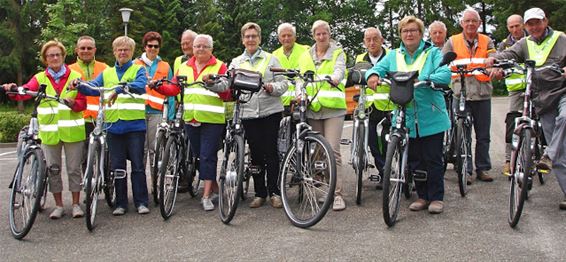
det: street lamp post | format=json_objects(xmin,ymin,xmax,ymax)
[{"xmin": 119, "ymin": 8, "xmax": 133, "ymax": 36}]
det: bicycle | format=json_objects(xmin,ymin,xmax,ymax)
[
  {"xmin": 5, "ymin": 84, "xmax": 69, "ymax": 239},
  {"xmin": 450, "ymin": 64, "xmax": 488, "ymax": 197},
  {"xmin": 491, "ymin": 59, "xmax": 563, "ymax": 227},
  {"xmin": 76, "ymin": 80, "xmax": 132, "ymax": 231},
  {"xmin": 442, "ymin": 89, "xmax": 456, "ymax": 172},
  {"xmin": 270, "ymin": 68, "xmax": 337, "ymax": 228},
  {"xmin": 152, "ymin": 76, "xmax": 201, "ymax": 219}
]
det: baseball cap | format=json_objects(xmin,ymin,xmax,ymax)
[{"xmin": 524, "ymin": 8, "xmax": 546, "ymax": 22}]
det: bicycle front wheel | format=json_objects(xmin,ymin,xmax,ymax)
[
  {"xmin": 509, "ymin": 129, "xmax": 532, "ymax": 228},
  {"xmin": 455, "ymin": 118, "xmax": 471, "ymax": 197},
  {"xmin": 85, "ymin": 142, "xmax": 103, "ymax": 231},
  {"xmin": 218, "ymin": 134, "xmax": 245, "ymax": 224},
  {"xmin": 9, "ymin": 148, "xmax": 47, "ymax": 239},
  {"xmin": 186, "ymin": 138, "xmax": 199, "ymax": 198},
  {"xmin": 159, "ymin": 136, "xmax": 181, "ymax": 219},
  {"xmin": 151, "ymin": 130, "xmax": 167, "ymax": 205},
  {"xmin": 382, "ymin": 135, "xmax": 403, "ymax": 227},
  {"xmin": 280, "ymin": 133, "xmax": 336, "ymax": 228},
  {"xmin": 354, "ymin": 123, "xmax": 365, "ymax": 205}
]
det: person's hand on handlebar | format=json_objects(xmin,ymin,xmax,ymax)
[
  {"xmin": 2, "ymin": 83, "xmax": 16, "ymax": 92},
  {"xmin": 484, "ymin": 57, "xmax": 496, "ymax": 67},
  {"xmin": 68, "ymin": 78, "xmax": 82, "ymax": 91},
  {"xmin": 64, "ymin": 98, "xmax": 76, "ymax": 107},
  {"xmin": 263, "ymin": 83, "xmax": 274, "ymax": 94},
  {"xmin": 366, "ymin": 74, "xmax": 380, "ymax": 90},
  {"xmin": 562, "ymin": 66, "xmax": 566, "ymax": 78},
  {"xmin": 201, "ymin": 74, "xmax": 218, "ymax": 86},
  {"xmin": 487, "ymin": 67, "xmax": 504, "ymax": 80}
]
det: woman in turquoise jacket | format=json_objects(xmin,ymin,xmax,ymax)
[{"xmin": 366, "ymin": 16, "xmax": 451, "ymax": 214}]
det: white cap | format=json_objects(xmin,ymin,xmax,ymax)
[{"xmin": 524, "ymin": 8, "xmax": 546, "ymax": 22}]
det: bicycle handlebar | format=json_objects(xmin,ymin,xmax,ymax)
[
  {"xmin": 269, "ymin": 67, "xmax": 338, "ymax": 88},
  {"xmin": 380, "ymin": 79, "xmax": 450, "ymax": 92},
  {"xmin": 7, "ymin": 85, "xmax": 71, "ymax": 107},
  {"xmin": 491, "ymin": 59, "xmax": 564, "ymax": 76}
]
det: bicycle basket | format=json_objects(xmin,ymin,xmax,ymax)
[
  {"xmin": 387, "ymin": 71, "xmax": 418, "ymax": 106},
  {"xmin": 231, "ymin": 69, "xmax": 263, "ymax": 92}
]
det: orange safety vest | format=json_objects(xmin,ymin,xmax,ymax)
[
  {"xmin": 135, "ymin": 59, "xmax": 171, "ymax": 111},
  {"xmin": 69, "ymin": 60, "xmax": 108, "ymax": 120},
  {"xmin": 450, "ymin": 33, "xmax": 491, "ymax": 82}
]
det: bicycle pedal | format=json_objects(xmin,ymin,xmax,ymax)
[
  {"xmin": 340, "ymin": 138, "xmax": 352, "ymax": 145},
  {"xmin": 249, "ymin": 166, "xmax": 261, "ymax": 175},
  {"xmin": 413, "ymin": 170, "xmax": 427, "ymax": 182},
  {"xmin": 113, "ymin": 169, "xmax": 127, "ymax": 179},
  {"xmin": 369, "ymin": 174, "xmax": 381, "ymax": 183},
  {"xmin": 314, "ymin": 161, "xmax": 328, "ymax": 170}
]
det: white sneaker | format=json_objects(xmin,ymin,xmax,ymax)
[
  {"xmin": 72, "ymin": 204, "xmax": 84, "ymax": 218},
  {"xmin": 113, "ymin": 207, "xmax": 126, "ymax": 216},
  {"xmin": 202, "ymin": 197, "xmax": 214, "ymax": 211},
  {"xmin": 137, "ymin": 205, "xmax": 150, "ymax": 214},
  {"xmin": 49, "ymin": 206, "xmax": 64, "ymax": 219},
  {"xmin": 333, "ymin": 196, "xmax": 346, "ymax": 211}
]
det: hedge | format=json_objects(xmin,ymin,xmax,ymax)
[{"xmin": 0, "ymin": 112, "xmax": 31, "ymax": 143}]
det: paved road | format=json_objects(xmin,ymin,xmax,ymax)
[{"xmin": 1, "ymin": 97, "xmax": 565, "ymax": 261}]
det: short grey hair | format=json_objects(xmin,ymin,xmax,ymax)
[
  {"xmin": 311, "ymin": 20, "xmax": 331, "ymax": 37},
  {"xmin": 277, "ymin": 22, "xmax": 296, "ymax": 36},
  {"xmin": 364, "ymin": 27, "xmax": 382, "ymax": 38},
  {"xmin": 194, "ymin": 34, "xmax": 213, "ymax": 49},
  {"xmin": 76, "ymin": 35, "xmax": 96, "ymax": 46},
  {"xmin": 428, "ymin": 21, "xmax": 447, "ymax": 32},
  {"xmin": 181, "ymin": 29, "xmax": 197, "ymax": 39},
  {"xmin": 461, "ymin": 8, "xmax": 481, "ymax": 22}
]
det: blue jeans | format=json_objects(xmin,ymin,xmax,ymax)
[
  {"xmin": 185, "ymin": 123, "xmax": 224, "ymax": 181},
  {"xmin": 409, "ymin": 132, "xmax": 445, "ymax": 201},
  {"xmin": 108, "ymin": 131, "xmax": 148, "ymax": 209}
]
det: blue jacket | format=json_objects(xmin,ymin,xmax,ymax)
[{"xmin": 365, "ymin": 40, "xmax": 451, "ymax": 138}]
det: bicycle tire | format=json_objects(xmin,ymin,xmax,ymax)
[
  {"xmin": 533, "ymin": 134, "xmax": 545, "ymax": 185},
  {"xmin": 159, "ymin": 136, "xmax": 181, "ymax": 219},
  {"xmin": 382, "ymin": 135, "xmax": 403, "ymax": 227},
  {"xmin": 403, "ymin": 170, "xmax": 413, "ymax": 199},
  {"xmin": 9, "ymin": 148, "xmax": 47, "ymax": 240},
  {"xmin": 455, "ymin": 118, "xmax": 470, "ymax": 197},
  {"xmin": 186, "ymin": 139, "xmax": 199, "ymax": 198},
  {"xmin": 85, "ymin": 142, "xmax": 102, "ymax": 231},
  {"xmin": 442, "ymin": 125, "xmax": 456, "ymax": 171},
  {"xmin": 219, "ymin": 134, "xmax": 245, "ymax": 224},
  {"xmin": 509, "ymin": 129, "xmax": 532, "ymax": 228},
  {"xmin": 354, "ymin": 123, "xmax": 365, "ymax": 205},
  {"xmin": 280, "ymin": 133, "xmax": 336, "ymax": 228},
  {"xmin": 103, "ymin": 147, "xmax": 115, "ymax": 208},
  {"xmin": 39, "ymin": 176, "xmax": 49, "ymax": 211},
  {"xmin": 151, "ymin": 130, "xmax": 167, "ymax": 205}
]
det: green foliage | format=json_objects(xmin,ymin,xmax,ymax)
[{"xmin": 0, "ymin": 111, "xmax": 30, "ymax": 142}]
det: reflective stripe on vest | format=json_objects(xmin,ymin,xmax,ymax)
[
  {"xmin": 273, "ymin": 43, "xmax": 309, "ymax": 106},
  {"xmin": 102, "ymin": 64, "xmax": 146, "ymax": 122},
  {"xmin": 299, "ymin": 48, "xmax": 347, "ymax": 112},
  {"xmin": 527, "ymin": 30, "xmax": 562, "ymax": 67},
  {"xmin": 450, "ymin": 33, "xmax": 491, "ymax": 82},
  {"xmin": 69, "ymin": 61, "xmax": 107, "ymax": 120},
  {"xmin": 177, "ymin": 61, "xmax": 225, "ymax": 124},
  {"xmin": 35, "ymin": 71, "xmax": 86, "ymax": 145},
  {"xmin": 135, "ymin": 59, "xmax": 170, "ymax": 111}
]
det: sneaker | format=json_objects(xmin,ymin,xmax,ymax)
[
  {"xmin": 249, "ymin": 197, "xmax": 266, "ymax": 208},
  {"xmin": 428, "ymin": 200, "xmax": 444, "ymax": 214},
  {"xmin": 72, "ymin": 204, "xmax": 84, "ymax": 218},
  {"xmin": 332, "ymin": 196, "xmax": 346, "ymax": 211},
  {"xmin": 560, "ymin": 199, "xmax": 566, "ymax": 210},
  {"xmin": 49, "ymin": 206, "xmax": 65, "ymax": 219},
  {"xmin": 409, "ymin": 199, "xmax": 429, "ymax": 211},
  {"xmin": 137, "ymin": 205, "xmax": 150, "ymax": 214},
  {"xmin": 113, "ymin": 207, "xmax": 126, "ymax": 216},
  {"xmin": 537, "ymin": 155, "xmax": 552, "ymax": 171},
  {"xmin": 477, "ymin": 170, "xmax": 494, "ymax": 182},
  {"xmin": 202, "ymin": 197, "xmax": 214, "ymax": 211},
  {"xmin": 502, "ymin": 161, "xmax": 511, "ymax": 176},
  {"xmin": 270, "ymin": 195, "xmax": 283, "ymax": 208}
]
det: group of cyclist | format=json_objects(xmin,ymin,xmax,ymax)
[{"xmin": 3, "ymin": 6, "xmax": 566, "ymax": 223}]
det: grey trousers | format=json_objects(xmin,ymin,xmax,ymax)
[
  {"xmin": 539, "ymin": 94, "xmax": 566, "ymax": 195},
  {"xmin": 309, "ymin": 116, "xmax": 344, "ymax": 196},
  {"xmin": 43, "ymin": 141, "xmax": 84, "ymax": 193}
]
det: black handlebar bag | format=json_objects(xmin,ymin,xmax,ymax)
[
  {"xmin": 387, "ymin": 71, "xmax": 419, "ymax": 107},
  {"xmin": 231, "ymin": 69, "xmax": 263, "ymax": 93}
]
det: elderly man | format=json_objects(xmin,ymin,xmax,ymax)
[
  {"xmin": 486, "ymin": 7, "xmax": 566, "ymax": 210},
  {"xmin": 272, "ymin": 22, "xmax": 309, "ymax": 110},
  {"xmin": 173, "ymin": 29, "xmax": 197, "ymax": 74},
  {"xmin": 442, "ymin": 8, "xmax": 498, "ymax": 184},
  {"xmin": 354, "ymin": 27, "xmax": 393, "ymax": 190},
  {"xmin": 428, "ymin": 21, "xmax": 447, "ymax": 48},
  {"xmin": 498, "ymin": 14, "xmax": 527, "ymax": 175}
]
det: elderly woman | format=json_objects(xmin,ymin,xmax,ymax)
[
  {"xmin": 154, "ymin": 34, "xmax": 230, "ymax": 211},
  {"xmin": 297, "ymin": 20, "xmax": 348, "ymax": 211},
  {"xmin": 230, "ymin": 22, "xmax": 288, "ymax": 209},
  {"xmin": 2, "ymin": 40, "xmax": 86, "ymax": 219},
  {"xmin": 366, "ymin": 16, "xmax": 451, "ymax": 214},
  {"xmin": 73, "ymin": 36, "xmax": 149, "ymax": 216}
]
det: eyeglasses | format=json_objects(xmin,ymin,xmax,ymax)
[
  {"xmin": 244, "ymin": 34, "xmax": 259, "ymax": 40},
  {"xmin": 193, "ymin": 45, "xmax": 211, "ymax": 49},
  {"xmin": 146, "ymin": 44, "xmax": 160, "ymax": 49},
  {"xmin": 79, "ymin": 46, "xmax": 94, "ymax": 51},
  {"xmin": 401, "ymin": 29, "xmax": 420, "ymax": 35},
  {"xmin": 116, "ymin": 48, "xmax": 131, "ymax": 53},
  {"xmin": 46, "ymin": 53, "xmax": 62, "ymax": 59},
  {"xmin": 462, "ymin": 19, "xmax": 480, "ymax": 24}
]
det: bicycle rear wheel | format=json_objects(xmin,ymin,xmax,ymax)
[
  {"xmin": 455, "ymin": 118, "xmax": 471, "ymax": 197},
  {"xmin": 382, "ymin": 135, "xmax": 403, "ymax": 227},
  {"xmin": 509, "ymin": 129, "xmax": 532, "ymax": 228},
  {"xmin": 443, "ymin": 125, "xmax": 456, "ymax": 171},
  {"xmin": 219, "ymin": 134, "xmax": 245, "ymax": 224},
  {"xmin": 85, "ymin": 142, "xmax": 103, "ymax": 231},
  {"xmin": 280, "ymin": 133, "xmax": 336, "ymax": 228},
  {"xmin": 151, "ymin": 130, "xmax": 167, "ymax": 205},
  {"xmin": 9, "ymin": 148, "xmax": 47, "ymax": 239},
  {"xmin": 354, "ymin": 123, "xmax": 365, "ymax": 205},
  {"xmin": 159, "ymin": 136, "xmax": 181, "ymax": 220},
  {"xmin": 185, "ymin": 138, "xmax": 199, "ymax": 198}
]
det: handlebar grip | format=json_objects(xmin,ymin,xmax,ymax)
[
  {"xmin": 435, "ymin": 84, "xmax": 451, "ymax": 91},
  {"xmin": 269, "ymin": 67, "xmax": 287, "ymax": 72}
]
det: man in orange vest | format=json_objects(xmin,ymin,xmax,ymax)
[
  {"xmin": 442, "ymin": 9, "xmax": 499, "ymax": 184},
  {"xmin": 69, "ymin": 36, "xmax": 108, "ymax": 174}
]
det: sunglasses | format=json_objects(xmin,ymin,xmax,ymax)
[
  {"xmin": 79, "ymin": 46, "xmax": 94, "ymax": 51},
  {"xmin": 146, "ymin": 44, "xmax": 160, "ymax": 49}
]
